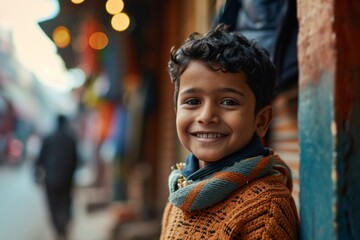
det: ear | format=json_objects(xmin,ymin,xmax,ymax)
[{"xmin": 255, "ymin": 105, "xmax": 273, "ymax": 138}]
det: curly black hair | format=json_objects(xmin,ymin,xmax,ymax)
[{"xmin": 168, "ymin": 24, "xmax": 276, "ymax": 113}]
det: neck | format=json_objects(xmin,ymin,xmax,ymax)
[{"xmin": 199, "ymin": 160, "xmax": 206, "ymax": 168}]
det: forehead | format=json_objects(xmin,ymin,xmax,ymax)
[{"xmin": 179, "ymin": 61, "xmax": 250, "ymax": 93}]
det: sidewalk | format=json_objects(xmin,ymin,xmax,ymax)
[
  {"xmin": 0, "ymin": 161, "xmax": 161, "ymax": 240},
  {"xmin": 0, "ymin": 163, "xmax": 53, "ymax": 240},
  {"xmin": 70, "ymin": 187, "xmax": 116, "ymax": 240},
  {"xmin": 72, "ymin": 188, "xmax": 162, "ymax": 240},
  {"xmin": 0, "ymin": 162, "xmax": 117, "ymax": 240}
]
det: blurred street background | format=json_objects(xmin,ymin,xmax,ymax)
[{"xmin": 0, "ymin": 0, "xmax": 303, "ymax": 239}]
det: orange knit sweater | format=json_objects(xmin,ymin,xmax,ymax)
[{"xmin": 161, "ymin": 155, "xmax": 299, "ymax": 239}]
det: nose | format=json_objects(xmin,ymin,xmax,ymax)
[{"xmin": 197, "ymin": 103, "xmax": 220, "ymax": 124}]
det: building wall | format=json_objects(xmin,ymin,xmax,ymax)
[{"xmin": 298, "ymin": 0, "xmax": 360, "ymax": 238}]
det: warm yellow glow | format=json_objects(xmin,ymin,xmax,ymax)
[
  {"xmin": 88, "ymin": 32, "xmax": 108, "ymax": 50},
  {"xmin": 105, "ymin": 0, "xmax": 124, "ymax": 15},
  {"xmin": 52, "ymin": 26, "xmax": 71, "ymax": 48},
  {"xmin": 111, "ymin": 13, "xmax": 130, "ymax": 32},
  {"xmin": 71, "ymin": 0, "xmax": 85, "ymax": 4}
]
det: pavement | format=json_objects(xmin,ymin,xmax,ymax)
[
  {"xmin": 0, "ymin": 161, "xmax": 116, "ymax": 240},
  {"xmin": 71, "ymin": 188, "xmax": 116, "ymax": 240}
]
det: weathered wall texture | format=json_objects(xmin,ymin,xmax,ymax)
[
  {"xmin": 334, "ymin": 1, "xmax": 360, "ymax": 239},
  {"xmin": 298, "ymin": 0, "xmax": 360, "ymax": 239},
  {"xmin": 298, "ymin": 0, "xmax": 336, "ymax": 238}
]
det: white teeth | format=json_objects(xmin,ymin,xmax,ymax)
[{"xmin": 196, "ymin": 133, "xmax": 223, "ymax": 138}]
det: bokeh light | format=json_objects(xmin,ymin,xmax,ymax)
[
  {"xmin": 111, "ymin": 13, "xmax": 130, "ymax": 32},
  {"xmin": 52, "ymin": 26, "xmax": 71, "ymax": 48},
  {"xmin": 88, "ymin": 31, "xmax": 108, "ymax": 50},
  {"xmin": 71, "ymin": 0, "xmax": 85, "ymax": 4},
  {"xmin": 105, "ymin": 0, "xmax": 124, "ymax": 15}
]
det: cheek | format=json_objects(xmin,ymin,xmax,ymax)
[
  {"xmin": 228, "ymin": 113, "xmax": 256, "ymax": 136},
  {"xmin": 176, "ymin": 113, "xmax": 186, "ymax": 134},
  {"xmin": 176, "ymin": 112, "xmax": 191, "ymax": 140}
]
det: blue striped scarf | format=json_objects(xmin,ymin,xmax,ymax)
[{"xmin": 168, "ymin": 136, "xmax": 277, "ymax": 211}]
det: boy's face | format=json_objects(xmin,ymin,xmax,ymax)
[{"xmin": 176, "ymin": 61, "xmax": 270, "ymax": 166}]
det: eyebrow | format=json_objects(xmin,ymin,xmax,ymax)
[
  {"xmin": 179, "ymin": 87, "xmax": 245, "ymax": 97},
  {"xmin": 218, "ymin": 87, "xmax": 245, "ymax": 97},
  {"xmin": 179, "ymin": 88, "xmax": 200, "ymax": 95}
]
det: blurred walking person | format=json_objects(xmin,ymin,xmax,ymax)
[{"xmin": 35, "ymin": 114, "xmax": 78, "ymax": 240}]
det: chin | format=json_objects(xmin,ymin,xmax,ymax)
[{"xmin": 195, "ymin": 153, "xmax": 223, "ymax": 164}]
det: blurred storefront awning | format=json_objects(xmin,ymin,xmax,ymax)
[
  {"xmin": 38, "ymin": 0, "xmax": 110, "ymax": 69},
  {"xmin": 2, "ymin": 83, "xmax": 40, "ymax": 122}
]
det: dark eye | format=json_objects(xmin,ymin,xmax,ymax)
[
  {"xmin": 185, "ymin": 98, "xmax": 200, "ymax": 105},
  {"xmin": 221, "ymin": 99, "xmax": 238, "ymax": 106}
]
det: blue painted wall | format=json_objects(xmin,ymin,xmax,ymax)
[{"xmin": 299, "ymin": 71, "xmax": 336, "ymax": 240}]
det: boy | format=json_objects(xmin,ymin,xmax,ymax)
[{"xmin": 160, "ymin": 24, "xmax": 299, "ymax": 239}]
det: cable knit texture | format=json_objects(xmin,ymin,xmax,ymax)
[{"xmin": 161, "ymin": 152, "xmax": 299, "ymax": 239}]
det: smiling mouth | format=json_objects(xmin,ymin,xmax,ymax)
[{"xmin": 193, "ymin": 133, "xmax": 226, "ymax": 139}]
